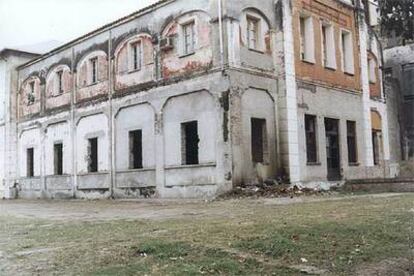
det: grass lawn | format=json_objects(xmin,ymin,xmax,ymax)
[{"xmin": 0, "ymin": 193, "xmax": 413, "ymax": 275}]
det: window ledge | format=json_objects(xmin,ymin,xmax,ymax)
[
  {"xmin": 46, "ymin": 174, "xmax": 71, "ymax": 178},
  {"xmin": 348, "ymin": 162, "xmax": 360, "ymax": 167},
  {"xmin": 128, "ymin": 68, "xmax": 142, "ymax": 74},
  {"xmin": 84, "ymin": 81, "xmax": 100, "ymax": 88},
  {"xmin": 179, "ymin": 52, "xmax": 196, "ymax": 58},
  {"xmin": 301, "ymin": 59, "xmax": 316, "ymax": 65},
  {"xmin": 324, "ymin": 65, "xmax": 337, "ymax": 71},
  {"xmin": 248, "ymin": 48, "xmax": 265, "ymax": 54},
  {"xmin": 77, "ymin": 171, "xmax": 110, "ymax": 176},
  {"xmin": 118, "ymin": 168, "xmax": 156, "ymax": 173},
  {"xmin": 166, "ymin": 163, "xmax": 216, "ymax": 170},
  {"xmin": 307, "ymin": 162, "xmax": 321, "ymax": 166},
  {"xmin": 344, "ymin": 71, "xmax": 355, "ymax": 77}
]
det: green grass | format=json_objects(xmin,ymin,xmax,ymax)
[{"xmin": 0, "ymin": 194, "xmax": 413, "ymax": 275}]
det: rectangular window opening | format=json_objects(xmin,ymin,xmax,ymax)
[
  {"xmin": 368, "ymin": 58, "xmax": 377, "ymax": 83},
  {"xmin": 181, "ymin": 121, "xmax": 199, "ymax": 165},
  {"xmin": 131, "ymin": 42, "xmax": 142, "ymax": 71},
  {"xmin": 347, "ymin": 121, "xmax": 358, "ymax": 164},
  {"xmin": 129, "ymin": 130, "xmax": 143, "ymax": 169},
  {"xmin": 341, "ymin": 30, "xmax": 354, "ymax": 74},
  {"xmin": 90, "ymin": 57, "xmax": 98, "ymax": 84},
  {"xmin": 27, "ymin": 148, "xmax": 34, "ymax": 178},
  {"xmin": 305, "ymin": 115, "xmax": 318, "ymax": 163},
  {"xmin": 54, "ymin": 143, "xmax": 63, "ymax": 175},
  {"xmin": 57, "ymin": 70, "xmax": 64, "ymax": 94},
  {"xmin": 183, "ymin": 21, "xmax": 195, "ymax": 55},
  {"xmin": 300, "ymin": 16, "xmax": 314, "ymax": 63},
  {"xmin": 29, "ymin": 81, "xmax": 35, "ymax": 94},
  {"xmin": 251, "ymin": 118, "xmax": 268, "ymax": 163},
  {"xmin": 321, "ymin": 22, "xmax": 335, "ymax": 69},
  {"xmin": 247, "ymin": 16, "xmax": 260, "ymax": 50},
  {"xmin": 88, "ymin": 138, "xmax": 98, "ymax": 173}
]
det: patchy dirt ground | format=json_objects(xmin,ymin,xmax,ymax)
[{"xmin": 0, "ymin": 193, "xmax": 413, "ymax": 275}]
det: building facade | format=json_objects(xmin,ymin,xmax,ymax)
[
  {"xmin": 0, "ymin": 49, "xmax": 40, "ymax": 198},
  {"xmin": 2, "ymin": 0, "xmax": 394, "ymax": 199}
]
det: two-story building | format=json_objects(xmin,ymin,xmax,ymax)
[{"xmin": 3, "ymin": 0, "xmax": 393, "ymax": 199}]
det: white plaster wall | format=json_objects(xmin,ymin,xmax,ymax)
[
  {"xmin": 76, "ymin": 114, "xmax": 109, "ymax": 174},
  {"xmin": 19, "ymin": 128, "xmax": 42, "ymax": 177},
  {"xmin": 0, "ymin": 60, "xmax": 6, "ymax": 123},
  {"xmin": 0, "ymin": 125, "xmax": 5, "ymax": 196},
  {"xmin": 45, "ymin": 122, "xmax": 72, "ymax": 175},
  {"xmin": 115, "ymin": 104, "xmax": 155, "ymax": 170},
  {"xmin": 163, "ymin": 91, "xmax": 217, "ymax": 166},
  {"xmin": 241, "ymin": 88, "xmax": 277, "ymax": 183}
]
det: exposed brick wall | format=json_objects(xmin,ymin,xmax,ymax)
[{"xmin": 293, "ymin": 0, "xmax": 362, "ymax": 92}]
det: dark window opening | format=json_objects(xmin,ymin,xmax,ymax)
[
  {"xmin": 129, "ymin": 130, "xmax": 143, "ymax": 169},
  {"xmin": 251, "ymin": 118, "xmax": 268, "ymax": 163},
  {"xmin": 54, "ymin": 143, "xmax": 63, "ymax": 175},
  {"xmin": 181, "ymin": 121, "xmax": 199, "ymax": 165},
  {"xmin": 305, "ymin": 115, "xmax": 318, "ymax": 163},
  {"xmin": 29, "ymin": 81, "xmax": 35, "ymax": 94},
  {"xmin": 347, "ymin": 121, "xmax": 358, "ymax": 164},
  {"xmin": 57, "ymin": 70, "xmax": 64, "ymax": 94},
  {"xmin": 27, "ymin": 148, "xmax": 34, "ymax": 177},
  {"xmin": 91, "ymin": 58, "xmax": 98, "ymax": 84},
  {"xmin": 88, "ymin": 138, "xmax": 98, "ymax": 173},
  {"xmin": 372, "ymin": 130, "xmax": 380, "ymax": 165}
]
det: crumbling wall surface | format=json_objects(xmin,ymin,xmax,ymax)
[
  {"xmin": 160, "ymin": 10, "xmax": 213, "ymax": 79},
  {"xmin": 292, "ymin": 0, "xmax": 362, "ymax": 92},
  {"xmin": 114, "ymin": 34, "xmax": 155, "ymax": 91},
  {"xmin": 45, "ymin": 65, "xmax": 72, "ymax": 110},
  {"xmin": 225, "ymin": 0, "xmax": 276, "ymax": 72}
]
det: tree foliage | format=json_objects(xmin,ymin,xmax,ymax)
[{"xmin": 374, "ymin": 0, "xmax": 414, "ymax": 43}]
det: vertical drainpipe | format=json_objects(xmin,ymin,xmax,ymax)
[
  {"xmin": 218, "ymin": 0, "xmax": 225, "ymax": 72},
  {"xmin": 71, "ymin": 48, "xmax": 77, "ymax": 198},
  {"xmin": 108, "ymin": 30, "xmax": 115, "ymax": 199}
]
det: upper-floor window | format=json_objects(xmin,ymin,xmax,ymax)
[
  {"xmin": 29, "ymin": 81, "xmax": 35, "ymax": 95},
  {"xmin": 56, "ymin": 70, "xmax": 64, "ymax": 94},
  {"xmin": 321, "ymin": 22, "xmax": 336, "ymax": 69},
  {"xmin": 130, "ymin": 41, "xmax": 142, "ymax": 71},
  {"xmin": 90, "ymin": 57, "xmax": 98, "ymax": 84},
  {"xmin": 247, "ymin": 16, "xmax": 260, "ymax": 50},
  {"xmin": 340, "ymin": 30, "xmax": 354, "ymax": 75},
  {"xmin": 183, "ymin": 21, "xmax": 195, "ymax": 55},
  {"xmin": 28, "ymin": 81, "xmax": 35, "ymax": 105},
  {"xmin": 300, "ymin": 15, "xmax": 315, "ymax": 63},
  {"xmin": 368, "ymin": 58, "xmax": 377, "ymax": 83}
]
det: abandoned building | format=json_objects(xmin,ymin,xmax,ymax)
[{"xmin": 0, "ymin": 0, "xmax": 398, "ymax": 199}]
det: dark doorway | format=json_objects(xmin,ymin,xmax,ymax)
[
  {"xmin": 129, "ymin": 130, "xmax": 143, "ymax": 169},
  {"xmin": 325, "ymin": 118, "xmax": 341, "ymax": 181},
  {"xmin": 54, "ymin": 143, "xmax": 63, "ymax": 175},
  {"xmin": 251, "ymin": 118, "xmax": 267, "ymax": 163},
  {"xmin": 88, "ymin": 138, "xmax": 98, "ymax": 173},
  {"xmin": 27, "ymin": 148, "xmax": 34, "ymax": 177},
  {"xmin": 181, "ymin": 121, "xmax": 199, "ymax": 165}
]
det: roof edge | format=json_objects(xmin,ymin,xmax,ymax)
[{"xmin": 18, "ymin": 0, "xmax": 174, "ymax": 70}]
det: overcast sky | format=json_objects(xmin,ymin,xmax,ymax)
[{"xmin": 0, "ymin": 0, "xmax": 157, "ymax": 52}]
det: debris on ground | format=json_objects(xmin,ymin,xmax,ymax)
[{"xmin": 219, "ymin": 181, "xmax": 337, "ymax": 199}]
